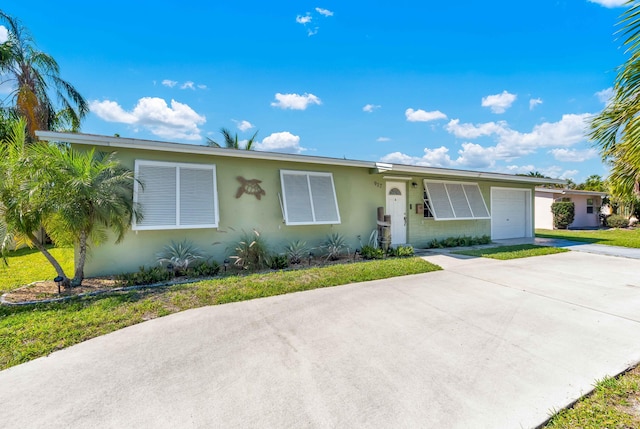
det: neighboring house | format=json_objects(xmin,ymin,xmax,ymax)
[
  {"xmin": 36, "ymin": 131, "xmax": 563, "ymax": 277},
  {"xmin": 535, "ymin": 188, "xmax": 608, "ymax": 230}
]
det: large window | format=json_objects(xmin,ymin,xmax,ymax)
[
  {"xmin": 423, "ymin": 180, "xmax": 490, "ymax": 221},
  {"xmin": 133, "ymin": 160, "xmax": 219, "ymax": 230},
  {"xmin": 280, "ymin": 170, "xmax": 341, "ymax": 225}
]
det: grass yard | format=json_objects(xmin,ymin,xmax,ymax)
[
  {"xmin": 453, "ymin": 244, "xmax": 569, "ymax": 260},
  {"xmin": 543, "ymin": 365, "xmax": 640, "ymax": 428},
  {"xmin": 536, "ymin": 228, "xmax": 640, "ymax": 248},
  {"xmin": 0, "ymin": 246, "xmax": 74, "ymax": 292},
  {"xmin": 0, "ymin": 255, "xmax": 440, "ymax": 370}
]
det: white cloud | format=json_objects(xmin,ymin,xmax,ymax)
[
  {"xmin": 363, "ymin": 104, "xmax": 381, "ymax": 113},
  {"xmin": 529, "ymin": 98, "xmax": 543, "ymax": 110},
  {"xmin": 549, "ymin": 148, "xmax": 598, "ymax": 162},
  {"xmin": 162, "ymin": 79, "xmax": 177, "ymax": 88},
  {"xmin": 587, "ymin": 0, "xmax": 628, "ymax": 8},
  {"xmin": 446, "ymin": 114, "xmax": 591, "ymax": 159},
  {"xmin": 181, "ymin": 81, "xmax": 195, "ymax": 90},
  {"xmin": 481, "ymin": 90, "xmax": 517, "ymax": 114},
  {"xmin": 235, "ymin": 120, "xmax": 254, "ymax": 132},
  {"xmin": 380, "ymin": 143, "xmax": 496, "ymax": 169},
  {"xmin": 307, "ymin": 27, "xmax": 319, "ymax": 36},
  {"xmin": 271, "ymin": 92, "xmax": 321, "ymax": 110},
  {"xmin": 315, "ymin": 7, "xmax": 334, "ymax": 17},
  {"xmin": 197, "ymin": 84, "xmax": 207, "ymax": 90},
  {"xmin": 0, "ymin": 26, "xmax": 8, "ymax": 43},
  {"xmin": 90, "ymin": 97, "xmax": 206, "ymax": 141},
  {"xmin": 446, "ymin": 119, "xmax": 507, "ymax": 138},
  {"xmin": 376, "ymin": 137, "xmax": 391, "ymax": 142},
  {"xmin": 405, "ymin": 108, "xmax": 447, "ymax": 122},
  {"xmin": 296, "ymin": 14, "xmax": 312, "ymax": 24},
  {"xmin": 255, "ymin": 131, "xmax": 305, "ymax": 154},
  {"xmin": 595, "ymin": 87, "xmax": 613, "ymax": 104},
  {"xmin": 504, "ymin": 164, "xmax": 578, "ymax": 180}
]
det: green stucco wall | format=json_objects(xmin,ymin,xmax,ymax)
[
  {"xmin": 73, "ymin": 144, "xmax": 536, "ymax": 276},
  {"xmin": 79, "ymin": 147, "xmax": 386, "ymax": 276}
]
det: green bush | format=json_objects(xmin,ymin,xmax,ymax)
[
  {"xmin": 425, "ymin": 235, "xmax": 491, "ymax": 249},
  {"xmin": 551, "ymin": 201, "xmax": 575, "ymax": 229},
  {"xmin": 360, "ymin": 245, "xmax": 384, "ymax": 259},
  {"xmin": 606, "ymin": 214, "xmax": 629, "ymax": 228},
  {"xmin": 268, "ymin": 254, "xmax": 289, "ymax": 270},
  {"xmin": 322, "ymin": 233, "xmax": 347, "ymax": 261},
  {"xmin": 283, "ymin": 240, "xmax": 310, "ymax": 265},
  {"xmin": 116, "ymin": 265, "xmax": 173, "ymax": 287},
  {"xmin": 388, "ymin": 245, "xmax": 415, "ymax": 257},
  {"xmin": 184, "ymin": 260, "xmax": 220, "ymax": 277}
]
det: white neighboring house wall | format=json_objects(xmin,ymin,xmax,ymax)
[{"xmin": 535, "ymin": 188, "xmax": 607, "ymax": 229}]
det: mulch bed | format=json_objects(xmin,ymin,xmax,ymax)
[{"xmin": 2, "ymin": 277, "xmax": 119, "ymax": 304}]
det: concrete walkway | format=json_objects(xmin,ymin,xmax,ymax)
[
  {"xmin": 534, "ymin": 236, "xmax": 640, "ymax": 259},
  {"xmin": 1, "ymin": 252, "xmax": 639, "ymax": 428}
]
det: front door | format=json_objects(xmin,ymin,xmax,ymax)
[{"xmin": 386, "ymin": 182, "xmax": 407, "ymax": 245}]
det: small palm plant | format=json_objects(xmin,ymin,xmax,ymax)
[
  {"xmin": 156, "ymin": 240, "xmax": 204, "ymax": 274},
  {"xmin": 283, "ymin": 240, "xmax": 310, "ymax": 265},
  {"xmin": 322, "ymin": 233, "xmax": 347, "ymax": 261}
]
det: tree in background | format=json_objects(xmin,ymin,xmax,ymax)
[
  {"xmin": 0, "ymin": 119, "xmax": 139, "ymax": 286},
  {"xmin": 575, "ymin": 174, "xmax": 607, "ymax": 192},
  {"xmin": 590, "ymin": 1, "xmax": 640, "ymax": 202},
  {"xmin": 206, "ymin": 127, "xmax": 259, "ymax": 150},
  {"xmin": 0, "ymin": 11, "xmax": 88, "ymax": 140}
]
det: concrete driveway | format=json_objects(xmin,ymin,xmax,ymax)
[{"xmin": 1, "ymin": 251, "xmax": 640, "ymax": 429}]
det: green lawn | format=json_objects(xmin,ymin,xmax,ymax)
[
  {"xmin": 536, "ymin": 228, "xmax": 640, "ymax": 248},
  {"xmin": 0, "ymin": 255, "xmax": 440, "ymax": 370},
  {"xmin": 0, "ymin": 246, "xmax": 74, "ymax": 292},
  {"xmin": 544, "ymin": 365, "xmax": 640, "ymax": 428},
  {"xmin": 453, "ymin": 244, "xmax": 568, "ymax": 260}
]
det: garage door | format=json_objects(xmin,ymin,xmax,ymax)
[{"xmin": 491, "ymin": 188, "xmax": 531, "ymax": 240}]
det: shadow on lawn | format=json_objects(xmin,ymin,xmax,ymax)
[{"xmin": 535, "ymin": 231, "xmax": 603, "ymax": 245}]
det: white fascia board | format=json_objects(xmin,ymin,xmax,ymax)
[
  {"xmin": 391, "ymin": 164, "xmax": 567, "ymax": 185},
  {"xmin": 535, "ymin": 187, "xmax": 608, "ymax": 197}
]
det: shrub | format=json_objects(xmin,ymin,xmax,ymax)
[
  {"xmin": 551, "ymin": 201, "xmax": 575, "ymax": 229},
  {"xmin": 322, "ymin": 233, "xmax": 347, "ymax": 261},
  {"xmin": 156, "ymin": 240, "xmax": 204, "ymax": 274},
  {"xmin": 184, "ymin": 260, "xmax": 220, "ymax": 277},
  {"xmin": 361, "ymin": 244, "xmax": 384, "ymax": 260},
  {"xmin": 283, "ymin": 240, "xmax": 310, "ymax": 265},
  {"xmin": 268, "ymin": 254, "xmax": 289, "ymax": 270},
  {"xmin": 116, "ymin": 265, "xmax": 173, "ymax": 286},
  {"xmin": 606, "ymin": 214, "xmax": 629, "ymax": 228},
  {"xmin": 229, "ymin": 230, "xmax": 271, "ymax": 270},
  {"xmin": 391, "ymin": 245, "xmax": 415, "ymax": 257},
  {"xmin": 425, "ymin": 235, "xmax": 491, "ymax": 249}
]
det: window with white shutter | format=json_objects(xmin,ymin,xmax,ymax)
[
  {"xmin": 280, "ymin": 170, "xmax": 341, "ymax": 225},
  {"xmin": 423, "ymin": 180, "xmax": 490, "ymax": 220},
  {"xmin": 133, "ymin": 160, "xmax": 219, "ymax": 230}
]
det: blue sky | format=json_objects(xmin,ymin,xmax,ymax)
[{"xmin": 0, "ymin": 0, "xmax": 631, "ymax": 182}]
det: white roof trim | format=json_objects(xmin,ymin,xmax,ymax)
[
  {"xmin": 36, "ymin": 131, "xmax": 566, "ymax": 185},
  {"xmin": 535, "ymin": 187, "xmax": 608, "ymax": 197}
]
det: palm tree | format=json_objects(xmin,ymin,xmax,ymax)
[
  {"xmin": 0, "ymin": 11, "xmax": 88, "ymax": 139},
  {"xmin": 34, "ymin": 143, "xmax": 140, "ymax": 285},
  {"xmin": 0, "ymin": 119, "xmax": 68, "ymax": 278},
  {"xmin": 206, "ymin": 127, "xmax": 259, "ymax": 150},
  {"xmin": 590, "ymin": 1, "xmax": 640, "ymax": 200},
  {"xmin": 0, "ymin": 119, "xmax": 139, "ymax": 286}
]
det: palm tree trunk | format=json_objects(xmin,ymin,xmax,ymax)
[
  {"xmin": 73, "ymin": 231, "xmax": 87, "ymax": 287},
  {"xmin": 26, "ymin": 231, "xmax": 71, "ymax": 287}
]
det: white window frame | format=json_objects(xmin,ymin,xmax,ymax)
[
  {"xmin": 133, "ymin": 160, "xmax": 219, "ymax": 230},
  {"xmin": 280, "ymin": 170, "xmax": 341, "ymax": 226},
  {"xmin": 423, "ymin": 179, "xmax": 490, "ymax": 221}
]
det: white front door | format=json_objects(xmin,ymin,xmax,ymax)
[{"xmin": 386, "ymin": 182, "xmax": 407, "ymax": 245}]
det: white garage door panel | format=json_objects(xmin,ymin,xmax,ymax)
[{"xmin": 492, "ymin": 189, "xmax": 529, "ymax": 240}]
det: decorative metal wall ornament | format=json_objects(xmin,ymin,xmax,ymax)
[{"xmin": 235, "ymin": 176, "xmax": 266, "ymax": 200}]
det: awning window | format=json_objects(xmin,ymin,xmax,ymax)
[
  {"xmin": 423, "ymin": 180, "xmax": 490, "ymax": 220},
  {"xmin": 280, "ymin": 170, "xmax": 341, "ymax": 225}
]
